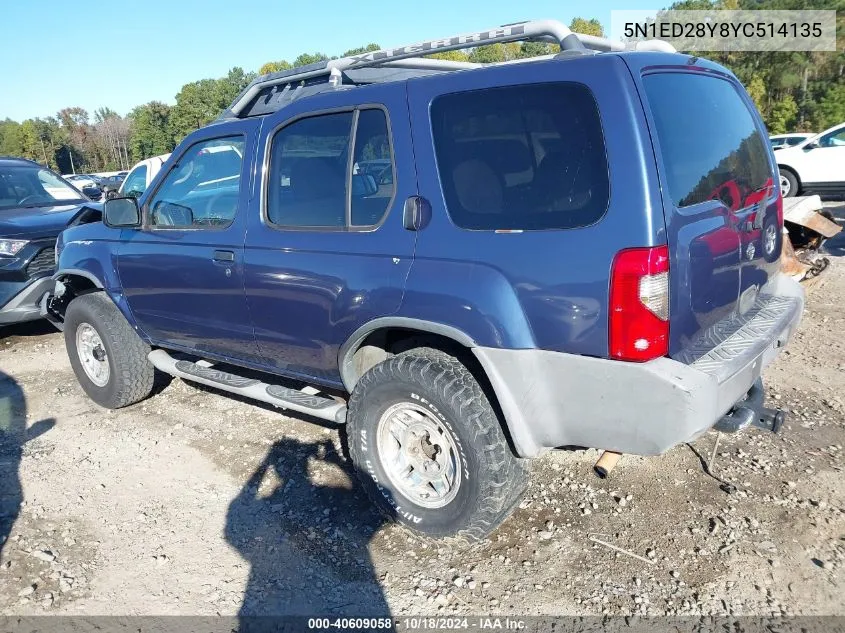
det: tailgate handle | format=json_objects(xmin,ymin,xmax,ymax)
[{"xmin": 213, "ymin": 250, "xmax": 235, "ymax": 263}]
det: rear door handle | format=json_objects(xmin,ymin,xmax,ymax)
[{"xmin": 213, "ymin": 250, "xmax": 235, "ymax": 263}]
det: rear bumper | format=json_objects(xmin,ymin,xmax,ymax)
[
  {"xmin": 0, "ymin": 277, "xmax": 54, "ymax": 325},
  {"xmin": 474, "ymin": 274, "xmax": 804, "ymax": 457}
]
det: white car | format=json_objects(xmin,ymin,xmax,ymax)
[
  {"xmin": 776, "ymin": 122, "xmax": 845, "ymax": 198},
  {"xmin": 770, "ymin": 133, "xmax": 813, "ymax": 150},
  {"xmin": 63, "ymin": 174, "xmax": 99, "ymax": 190},
  {"xmin": 119, "ymin": 154, "xmax": 171, "ymax": 198}
]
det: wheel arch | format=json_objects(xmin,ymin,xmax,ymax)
[
  {"xmin": 54, "ymin": 268, "xmax": 104, "ymax": 292},
  {"xmin": 48, "ymin": 269, "xmax": 145, "ymax": 340},
  {"xmin": 338, "ymin": 317, "xmax": 476, "ymax": 392},
  {"xmin": 338, "ymin": 317, "xmax": 536, "ymax": 457}
]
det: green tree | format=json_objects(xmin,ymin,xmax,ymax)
[
  {"xmin": 519, "ymin": 42, "xmax": 556, "ymax": 58},
  {"xmin": 259, "ymin": 60, "xmax": 292, "ymax": 74},
  {"xmin": 169, "ymin": 79, "xmax": 222, "ymax": 141},
  {"xmin": 746, "ymin": 75, "xmax": 766, "ymax": 115},
  {"xmin": 32, "ymin": 117, "xmax": 62, "ymax": 168},
  {"xmin": 768, "ymin": 95, "xmax": 798, "ymax": 134},
  {"xmin": 129, "ymin": 101, "xmax": 174, "ymax": 162},
  {"xmin": 341, "ymin": 43, "xmax": 380, "ymax": 57},
  {"xmin": 169, "ymin": 67, "xmax": 255, "ymax": 142},
  {"xmin": 468, "ymin": 42, "xmax": 521, "ymax": 64},
  {"xmin": 292, "ymin": 53, "xmax": 329, "ymax": 67},
  {"xmin": 427, "ymin": 50, "xmax": 471, "ymax": 62},
  {"xmin": 812, "ymin": 84, "xmax": 845, "ymax": 131},
  {"xmin": 569, "ymin": 17, "xmax": 604, "ymax": 36},
  {"xmin": 18, "ymin": 120, "xmax": 41, "ymax": 163},
  {"xmin": 0, "ymin": 119, "xmax": 24, "ymax": 157}
]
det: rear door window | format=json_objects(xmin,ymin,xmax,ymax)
[
  {"xmin": 430, "ymin": 82, "xmax": 609, "ymax": 231},
  {"xmin": 265, "ymin": 108, "xmax": 396, "ymax": 229},
  {"xmin": 642, "ymin": 73, "xmax": 772, "ymax": 210}
]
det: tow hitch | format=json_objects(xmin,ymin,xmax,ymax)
[{"xmin": 714, "ymin": 379, "xmax": 785, "ymax": 434}]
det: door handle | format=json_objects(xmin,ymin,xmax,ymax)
[
  {"xmin": 403, "ymin": 196, "xmax": 431, "ymax": 231},
  {"xmin": 213, "ymin": 250, "xmax": 235, "ymax": 263}
]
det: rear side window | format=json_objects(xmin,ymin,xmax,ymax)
[
  {"xmin": 431, "ymin": 82, "xmax": 609, "ymax": 231},
  {"xmin": 266, "ymin": 108, "xmax": 395, "ymax": 229},
  {"xmin": 643, "ymin": 73, "xmax": 772, "ymax": 210}
]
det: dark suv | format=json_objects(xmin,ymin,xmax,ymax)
[
  {"xmin": 0, "ymin": 157, "xmax": 97, "ymax": 325},
  {"xmin": 43, "ymin": 20, "xmax": 804, "ymax": 539}
]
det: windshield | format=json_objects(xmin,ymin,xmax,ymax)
[{"xmin": 0, "ymin": 164, "xmax": 87, "ymax": 210}]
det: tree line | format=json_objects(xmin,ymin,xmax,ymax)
[
  {"xmin": 669, "ymin": 0, "xmax": 845, "ymax": 134},
  {"xmin": 0, "ymin": 3, "xmax": 842, "ymax": 175}
]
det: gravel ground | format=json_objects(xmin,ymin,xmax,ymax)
[{"xmin": 0, "ymin": 206, "xmax": 843, "ymax": 617}]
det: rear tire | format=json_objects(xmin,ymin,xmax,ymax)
[
  {"xmin": 347, "ymin": 348, "xmax": 528, "ymax": 540},
  {"xmin": 779, "ymin": 168, "xmax": 798, "ymax": 198},
  {"xmin": 64, "ymin": 293, "xmax": 154, "ymax": 409}
]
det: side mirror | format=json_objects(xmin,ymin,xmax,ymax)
[
  {"xmin": 804, "ymin": 142, "xmax": 819, "ymax": 150},
  {"xmin": 103, "ymin": 196, "xmax": 141, "ymax": 228},
  {"xmin": 351, "ymin": 173, "xmax": 378, "ymax": 197},
  {"xmin": 151, "ymin": 202, "xmax": 194, "ymax": 227}
]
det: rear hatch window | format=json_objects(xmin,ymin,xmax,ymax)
[
  {"xmin": 643, "ymin": 73, "xmax": 772, "ymax": 209},
  {"xmin": 641, "ymin": 71, "xmax": 781, "ymax": 360}
]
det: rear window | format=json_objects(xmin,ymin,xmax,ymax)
[
  {"xmin": 643, "ymin": 73, "xmax": 772, "ymax": 210},
  {"xmin": 431, "ymin": 82, "xmax": 609, "ymax": 231}
]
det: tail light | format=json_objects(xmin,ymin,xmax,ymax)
[
  {"xmin": 775, "ymin": 188, "xmax": 784, "ymax": 228},
  {"xmin": 609, "ymin": 245, "xmax": 670, "ymax": 362}
]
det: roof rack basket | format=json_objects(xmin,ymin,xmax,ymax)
[{"xmin": 224, "ymin": 19, "xmax": 675, "ymax": 118}]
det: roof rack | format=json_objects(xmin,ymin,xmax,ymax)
[{"xmin": 223, "ymin": 19, "xmax": 676, "ymax": 119}]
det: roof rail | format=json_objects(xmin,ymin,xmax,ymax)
[{"xmin": 224, "ymin": 19, "xmax": 675, "ymax": 118}]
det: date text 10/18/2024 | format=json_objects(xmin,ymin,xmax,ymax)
[{"xmin": 307, "ymin": 617, "xmax": 527, "ymax": 630}]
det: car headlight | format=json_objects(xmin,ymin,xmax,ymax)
[{"xmin": 0, "ymin": 239, "xmax": 29, "ymax": 257}]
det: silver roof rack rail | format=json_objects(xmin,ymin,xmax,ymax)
[{"xmin": 225, "ymin": 19, "xmax": 675, "ymax": 117}]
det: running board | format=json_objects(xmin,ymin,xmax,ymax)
[{"xmin": 147, "ymin": 349, "xmax": 347, "ymax": 424}]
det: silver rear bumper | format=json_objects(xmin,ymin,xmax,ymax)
[{"xmin": 473, "ymin": 274, "xmax": 804, "ymax": 457}]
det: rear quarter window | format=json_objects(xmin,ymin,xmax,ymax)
[
  {"xmin": 643, "ymin": 73, "xmax": 772, "ymax": 210},
  {"xmin": 431, "ymin": 82, "xmax": 609, "ymax": 231}
]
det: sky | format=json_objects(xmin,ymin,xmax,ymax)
[{"xmin": 0, "ymin": 0, "xmax": 656, "ymax": 123}]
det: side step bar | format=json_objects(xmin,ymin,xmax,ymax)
[{"xmin": 147, "ymin": 349, "xmax": 347, "ymax": 424}]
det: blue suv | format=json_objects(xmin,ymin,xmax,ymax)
[
  {"xmin": 43, "ymin": 20, "xmax": 804, "ymax": 539},
  {"xmin": 0, "ymin": 157, "xmax": 98, "ymax": 325}
]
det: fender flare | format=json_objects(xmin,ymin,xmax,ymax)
[
  {"xmin": 50, "ymin": 268, "xmax": 147, "ymax": 340},
  {"xmin": 338, "ymin": 316, "xmax": 540, "ymax": 457},
  {"xmin": 338, "ymin": 316, "xmax": 476, "ymax": 391},
  {"xmin": 52, "ymin": 268, "xmax": 104, "ymax": 288}
]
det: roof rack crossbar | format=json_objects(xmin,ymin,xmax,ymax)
[{"xmin": 225, "ymin": 19, "xmax": 676, "ymax": 117}]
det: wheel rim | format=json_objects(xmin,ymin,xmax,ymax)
[
  {"xmin": 764, "ymin": 223, "xmax": 778, "ymax": 256},
  {"xmin": 75, "ymin": 323, "xmax": 110, "ymax": 387},
  {"xmin": 376, "ymin": 402, "xmax": 462, "ymax": 509},
  {"xmin": 779, "ymin": 173, "xmax": 791, "ymax": 197}
]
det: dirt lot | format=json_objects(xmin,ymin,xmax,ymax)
[{"xmin": 1, "ymin": 208, "xmax": 844, "ymax": 618}]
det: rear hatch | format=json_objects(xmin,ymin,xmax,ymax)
[{"xmin": 637, "ymin": 68, "xmax": 783, "ymax": 362}]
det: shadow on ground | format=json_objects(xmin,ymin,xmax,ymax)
[
  {"xmin": 0, "ymin": 320, "xmax": 57, "ymax": 342},
  {"xmin": 0, "ymin": 369, "xmax": 54, "ymax": 560},
  {"xmin": 225, "ymin": 435, "xmax": 392, "ymax": 619}
]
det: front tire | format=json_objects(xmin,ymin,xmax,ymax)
[
  {"xmin": 779, "ymin": 168, "xmax": 798, "ymax": 198},
  {"xmin": 64, "ymin": 293, "xmax": 154, "ymax": 409},
  {"xmin": 347, "ymin": 348, "xmax": 528, "ymax": 540}
]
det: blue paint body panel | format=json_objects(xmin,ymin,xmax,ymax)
[{"xmin": 53, "ymin": 51, "xmax": 779, "ymax": 389}]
